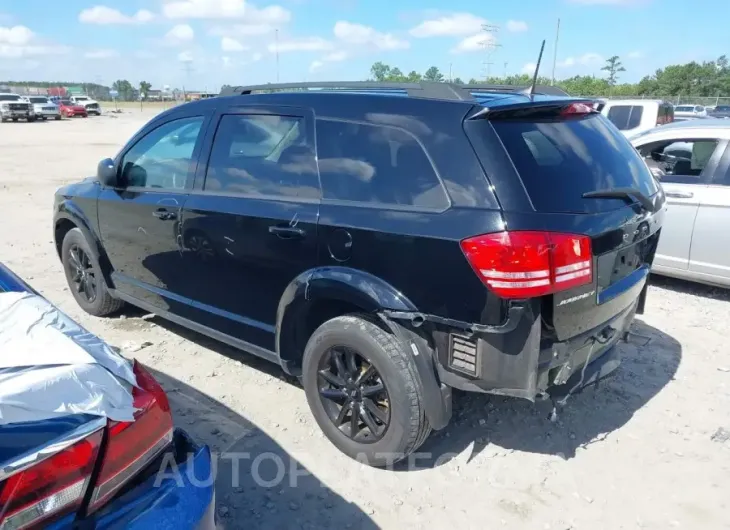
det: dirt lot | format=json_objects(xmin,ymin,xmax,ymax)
[{"xmin": 1, "ymin": 110, "xmax": 729, "ymax": 530}]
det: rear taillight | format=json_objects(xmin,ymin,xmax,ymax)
[
  {"xmin": 87, "ymin": 362, "xmax": 173, "ymax": 513},
  {"xmin": 561, "ymin": 102, "xmax": 594, "ymax": 116},
  {"xmin": 0, "ymin": 430, "xmax": 103, "ymax": 530},
  {"xmin": 460, "ymin": 231, "xmax": 593, "ymax": 299}
]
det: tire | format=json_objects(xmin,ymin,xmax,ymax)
[
  {"xmin": 27, "ymin": 116, "xmax": 36, "ymax": 122},
  {"xmin": 55, "ymin": 116, "xmax": 61, "ymax": 121},
  {"xmin": 61, "ymin": 228, "xmax": 124, "ymax": 317},
  {"xmin": 302, "ymin": 314, "xmax": 431, "ymax": 467},
  {"xmin": 42, "ymin": 116, "xmax": 47, "ymax": 121},
  {"xmin": 11, "ymin": 118, "xmax": 18, "ymax": 122}
]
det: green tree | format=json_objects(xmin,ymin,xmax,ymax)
[
  {"xmin": 423, "ymin": 66, "xmax": 444, "ymax": 82},
  {"xmin": 406, "ymin": 70, "xmax": 422, "ymax": 82},
  {"xmin": 112, "ymin": 79, "xmax": 134, "ymax": 101},
  {"xmin": 601, "ymin": 56, "xmax": 626, "ymax": 86},
  {"xmin": 139, "ymin": 81, "xmax": 152, "ymax": 99},
  {"xmin": 453, "ymin": 77, "xmax": 464, "ymax": 85},
  {"xmin": 388, "ymin": 67, "xmax": 406, "ymax": 82},
  {"xmin": 370, "ymin": 61, "xmax": 392, "ymax": 82}
]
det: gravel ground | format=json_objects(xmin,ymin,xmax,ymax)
[{"xmin": 1, "ymin": 110, "xmax": 729, "ymax": 530}]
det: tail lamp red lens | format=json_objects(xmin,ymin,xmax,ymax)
[
  {"xmin": 88, "ymin": 361, "xmax": 173, "ymax": 513},
  {"xmin": 0, "ymin": 431, "xmax": 103, "ymax": 530},
  {"xmin": 561, "ymin": 102, "xmax": 595, "ymax": 116},
  {"xmin": 460, "ymin": 231, "xmax": 593, "ymax": 299},
  {"xmin": 0, "ymin": 362, "xmax": 173, "ymax": 529}
]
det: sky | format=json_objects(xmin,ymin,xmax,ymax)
[{"xmin": 0, "ymin": 0, "xmax": 725, "ymax": 91}]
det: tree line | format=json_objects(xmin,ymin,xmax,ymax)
[
  {"xmin": 369, "ymin": 55, "xmax": 730, "ymax": 98},
  {"xmin": 0, "ymin": 79, "xmax": 156, "ymax": 101}
]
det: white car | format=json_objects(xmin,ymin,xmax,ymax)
[
  {"xmin": 70, "ymin": 95, "xmax": 102, "ymax": 115},
  {"xmin": 674, "ymin": 104, "xmax": 708, "ymax": 119},
  {"xmin": 601, "ymin": 99, "xmax": 675, "ymax": 137},
  {"xmin": 630, "ymin": 119, "xmax": 730, "ymax": 288}
]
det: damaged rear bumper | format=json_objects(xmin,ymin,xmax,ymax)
[{"xmin": 381, "ymin": 299, "xmax": 636, "ymax": 407}]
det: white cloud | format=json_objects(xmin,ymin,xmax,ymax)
[
  {"xmin": 165, "ymin": 24, "xmax": 195, "ymax": 45},
  {"xmin": 628, "ymin": 50, "xmax": 643, "ymax": 59},
  {"xmin": 0, "ymin": 25, "xmax": 33, "ymax": 45},
  {"xmin": 84, "ymin": 49, "xmax": 120, "ymax": 59},
  {"xmin": 410, "ymin": 13, "xmax": 486, "ymax": 38},
  {"xmin": 0, "ymin": 25, "xmax": 68, "ymax": 58},
  {"xmin": 206, "ymin": 3, "xmax": 291, "ymax": 36},
  {"xmin": 163, "ymin": 0, "xmax": 246, "ymax": 19},
  {"xmin": 79, "ymin": 6, "xmax": 154, "ymax": 25},
  {"xmin": 558, "ymin": 52, "xmax": 602, "ymax": 68},
  {"xmin": 506, "ymin": 20, "xmax": 528, "ymax": 32},
  {"xmin": 521, "ymin": 62, "xmax": 537, "ymax": 74},
  {"xmin": 333, "ymin": 21, "xmax": 409, "ymax": 50},
  {"xmin": 309, "ymin": 50, "xmax": 348, "ymax": 72},
  {"xmin": 221, "ymin": 36, "xmax": 247, "ymax": 52},
  {"xmin": 178, "ymin": 50, "xmax": 194, "ymax": 62},
  {"xmin": 270, "ymin": 36, "xmax": 332, "ymax": 53},
  {"xmin": 450, "ymin": 32, "xmax": 495, "ymax": 53},
  {"xmin": 252, "ymin": 52, "xmax": 263, "ymax": 61}
]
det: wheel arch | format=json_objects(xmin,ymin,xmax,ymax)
[
  {"xmin": 54, "ymin": 205, "xmax": 115, "ymax": 288},
  {"xmin": 275, "ymin": 266, "xmax": 417, "ymax": 375}
]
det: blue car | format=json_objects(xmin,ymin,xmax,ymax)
[{"xmin": 0, "ymin": 263, "xmax": 215, "ymax": 530}]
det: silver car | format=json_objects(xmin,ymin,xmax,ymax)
[
  {"xmin": 26, "ymin": 95, "xmax": 62, "ymax": 120},
  {"xmin": 630, "ymin": 120, "xmax": 730, "ymax": 288}
]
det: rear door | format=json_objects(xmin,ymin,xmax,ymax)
[
  {"xmin": 177, "ymin": 105, "xmax": 320, "ymax": 351},
  {"xmin": 634, "ymin": 135, "xmax": 724, "ymax": 271},
  {"xmin": 688, "ymin": 141, "xmax": 730, "ymax": 283},
  {"xmin": 475, "ymin": 109, "xmax": 664, "ymax": 341}
]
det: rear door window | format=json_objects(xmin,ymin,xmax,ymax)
[
  {"xmin": 491, "ymin": 114, "xmax": 658, "ymax": 213},
  {"xmin": 607, "ymin": 105, "xmax": 643, "ymax": 130}
]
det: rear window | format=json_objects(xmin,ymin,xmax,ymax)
[
  {"xmin": 492, "ymin": 114, "xmax": 659, "ymax": 213},
  {"xmin": 606, "ymin": 105, "xmax": 643, "ymax": 130}
]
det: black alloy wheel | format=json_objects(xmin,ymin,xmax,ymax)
[
  {"xmin": 66, "ymin": 245, "xmax": 98, "ymax": 304},
  {"xmin": 317, "ymin": 347, "xmax": 391, "ymax": 443}
]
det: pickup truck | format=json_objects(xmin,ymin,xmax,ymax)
[
  {"xmin": 0, "ymin": 93, "xmax": 34, "ymax": 122},
  {"xmin": 70, "ymin": 95, "xmax": 102, "ymax": 115}
]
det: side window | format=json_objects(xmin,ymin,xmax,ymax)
[
  {"xmin": 316, "ymin": 119, "xmax": 449, "ymax": 210},
  {"xmin": 607, "ymin": 105, "xmax": 631, "ymax": 129},
  {"xmin": 638, "ymin": 138, "xmax": 720, "ymax": 184},
  {"xmin": 204, "ymin": 114, "xmax": 318, "ymax": 199},
  {"xmin": 712, "ymin": 144, "xmax": 730, "ymax": 187},
  {"xmin": 120, "ymin": 116, "xmax": 204, "ymax": 189},
  {"xmin": 626, "ymin": 106, "xmax": 643, "ymax": 129}
]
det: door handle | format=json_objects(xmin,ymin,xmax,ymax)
[
  {"xmin": 153, "ymin": 208, "xmax": 177, "ymax": 220},
  {"xmin": 268, "ymin": 225, "xmax": 306, "ymax": 239},
  {"xmin": 664, "ymin": 190, "xmax": 694, "ymax": 199}
]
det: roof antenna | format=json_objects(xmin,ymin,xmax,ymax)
[{"xmin": 528, "ymin": 40, "xmax": 546, "ymax": 99}]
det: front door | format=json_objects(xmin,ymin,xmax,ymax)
[
  {"xmin": 636, "ymin": 137, "xmax": 721, "ymax": 271},
  {"xmin": 689, "ymin": 141, "xmax": 730, "ymax": 283},
  {"xmin": 98, "ymin": 115, "xmax": 208, "ymax": 311},
  {"xmin": 178, "ymin": 105, "xmax": 320, "ymax": 351}
]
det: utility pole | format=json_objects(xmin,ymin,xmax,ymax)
[
  {"xmin": 449, "ymin": 63, "xmax": 453, "ymax": 82},
  {"xmin": 504, "ymin": 62, "xmax": 508, "ymax": 78},
  {"xmin": 551, "ymin": 18, "xmax": 561, "ymax": 86},
  {"xmin": 480, "ymin": 24, "xmax": 502, "ymax": 81},
  {"xmin": 275, "ymin": 29, "xmax": 280, "ymax": 82}
]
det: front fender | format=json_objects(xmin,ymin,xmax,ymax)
[
  {"xmin": 275, "ymin": 266, "xmax": 417, "ymax": 367},
  {"xmin": 54, "ymin": 200, "xmax": 114, "ymax": 288}
]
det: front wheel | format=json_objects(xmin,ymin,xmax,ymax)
[
  {"xmin": 302, "ymin": 315, "xmax": 431, "ymax": 467},
  {"xmin": 61, "ymin": 228, "xmax": 124, "ymax": 316}
]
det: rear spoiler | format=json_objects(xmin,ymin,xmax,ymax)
[{"xmin": 467, "ymin": 99, "xmax": 597, "ymax": 120}]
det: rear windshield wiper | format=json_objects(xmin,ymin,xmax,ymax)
[{"xmin": 582, "ymin": 187, "xmax": 656, "ymax": 213}]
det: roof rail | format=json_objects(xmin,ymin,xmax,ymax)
[{"xmin": 219, "ymin": 81, "xmax": 569, "ymax": 101}]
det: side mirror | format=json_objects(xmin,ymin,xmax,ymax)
[{"xmin": 97, "ymin": 158, "xmax": 118, "ymax": 187}]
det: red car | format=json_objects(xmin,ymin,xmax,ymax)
[{"xmin": 58, "ymin": 99, "xmax": 88, "ymax": 118}]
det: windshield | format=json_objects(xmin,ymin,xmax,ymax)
[
  {"xmin": 0, "ymin": 94, "xmax": 21, "ymax": 101},
  {"xmin": 29, "ymin": 97, "xmax": 49, "ymax": 103},
  {"xmin": 75, "ymin": 96, "xmax": 89, "ymax": 101},
  {"xmin": 491, "ymin": 113, "xmax": 659, "ymax": 214},
  {"xmin": 675, "ymin": 106, "xmax": 693, "ymax": 112}
]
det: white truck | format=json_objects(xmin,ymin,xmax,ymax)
[{"xmin": 69, "ymin": 95, "xmax": 102, "ymax": 116}]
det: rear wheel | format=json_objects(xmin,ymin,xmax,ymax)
[
  {"xmin": 61, "ymin": 228, "xmax": 124, "ymax": 316},
  {"xmin": 302, "ymin": 315, "xmax": 430, "ymax": 467}
]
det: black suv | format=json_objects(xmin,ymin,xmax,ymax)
[{"xmin": 53, "ymin": 82, "xmax": 665, "ymax": 466}]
